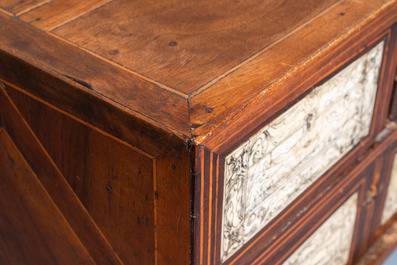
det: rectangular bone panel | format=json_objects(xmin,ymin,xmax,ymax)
[
  {"xmin": 282, "ymin": 193, "xmax": 358, "ymax": 265},
  {"xmin": 221, "ymin": 41, "xmax": 384, "ymax": 261},
  {"xmin": 381, "ymin": 153, "xmax": 397, "ymax": 225}
]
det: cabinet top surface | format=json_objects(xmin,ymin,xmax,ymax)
[
  {"xmin": 52, "ymin": 0, "xmax": 338, "ymax": 95},
  {"xmin": 0, "ymin": 0, "xmax": 396, "ymax": 146}
]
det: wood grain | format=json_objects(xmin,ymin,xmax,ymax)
[
  {"xmin": 3, "ymin": 75, "xmax": 194, "ymax": 265},
  {"xmin": 0, "ymin": 129, "xmax": 95, "ymax": 265},
  {"xmin": 53, "ymin": 0, "xmax": 339, "ymax": 94},
  {"xmin": 194, "ymin": 121, "xmax": 397, "ymax": 264},
  {"xmin": 221, "ymin": 41, "xmax": 382, "ymax": 260},
  {"xmin": 388, "ymin": 64, "xmax": 397, "ymax": 120},
  {"xmin": 194, "ymin": 145, "xmax": 371, "ymax": 265},
  {"xmin": 192, "ymin": 0, "xmax": 397, "ymax": 152},
  {"xmin": 0, "ymin": 1, "xmax": 396, "ymax": 264},
  {"xmin": 0, "ymin": 83, "xmax": 123, "ymax": 265},
  {"xmin": 19, "ymin": 0, "xmax": 112, "ymax": 31},
  {"xmin": 356, "ymin": 221, "xmax": 397, "ymax": 265},
  {"xmin": 189, "ymin": 0, "xmax": 394, "ymax": 136},
  {"xmin": 370, "ymin": 142, "xmax": 397, "ymax": 248},
  {"xmin": 6, "ymin": 84, "xmax": 156, "ymax": 265},
  {"xmin": 0, "ymin": 12, "xmax": 190, "ymax": 138},
  {"xmin": 224, "ymin": 128, "xmax": 397, "ymax": 265},
  {"xmin": 351, "ymin": 162, "xmax": 378, "ymax": 263},
  {"xmin": 2, "ymin": 0, "xmax": 396, "ymax": 144},
  {"xmin": 0, "ymin": 0, "xmax": 48, "ymax": 15},
  {"xmin": 155, "ymin": 143, "xmax": 192, "ymax": 265}
]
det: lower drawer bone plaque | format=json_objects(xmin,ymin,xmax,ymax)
[
  {"xmin": 221, "ymin": 41, "xmax": 384, "ymax": 261},
  {"xmin": 381, "ymin": 152, "xmax": 397, "ymax": 225},
  {"xmin": 282, "ymin": 193, "xmax": 358, "ymax": 265}
]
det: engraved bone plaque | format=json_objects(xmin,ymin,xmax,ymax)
[
  {"xmin": 221, "ymin": 41, "xmax": 384, "ymax": 261},
  {"xmin": 282, "ymin": 193, "xmax": 358, "ymax": 265},
  {"xmin": 381, "ymin": 153, "xmax": 397, "ymax": 225}
]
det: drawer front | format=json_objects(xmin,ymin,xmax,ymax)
[
  {"xmin": 381, "ymin": 152, "xmax": 397, "ymax": 225},
  {"xmin": 282, "ymin": 193, "xmax": 358, "ymax": 265},
  {"xmin": 221, "ymin": 41, "xmax": 385, "ymax": 261}
]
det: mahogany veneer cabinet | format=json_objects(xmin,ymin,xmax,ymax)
[{"xmin": 0, "ymin": 1, "xmax": 397, "ymax": 265}]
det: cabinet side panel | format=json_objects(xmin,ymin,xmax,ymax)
[
  {"xmin": 0, "ymin": 130, "xmax": 95, "ymax": 265},
  {"xmin": 5, "ymin": 84, "xmax": 155, "ymax": 265},
  {"xmin": 156, "ymin": 144, "xmax": 192, "ymax": 265}
]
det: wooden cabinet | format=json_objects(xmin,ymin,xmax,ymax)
[
  {"xmin": 0, "ymin": 1, "xmax": 397, "ymax": 265},
  {"xmin": 389, "ymin": 65, "xmax": 397, "ymax": 120}
]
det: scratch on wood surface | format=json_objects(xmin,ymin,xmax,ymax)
[
  {"xmin": 62, "ymin": 74, "xmax": 93, "ymax": 90},
  {"xmin": 177, "ymin": 212, "xmax": 182, "ymax": 232}
]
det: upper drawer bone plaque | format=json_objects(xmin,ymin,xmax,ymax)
[{"xmin": 221, "ymin": 41, "xmax": 384, "ymax": 261}]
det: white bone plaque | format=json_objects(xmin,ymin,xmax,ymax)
[
  {"xmin": 221, "ymin": 41, "xmax": 384, "ymax": 261},
  {"xmin": 381, "ymin": 153, "xmax": 397, "ymax": 225},
  {"xmin": 282, "ymin": 193, "xmax": 358, "ymax": 265}
]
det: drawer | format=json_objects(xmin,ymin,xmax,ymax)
[
  {"xmin": 374, "ymin": 137, "xmax": 397, "ymax": 237},
  {"xmin": 279, "ymin": 192, "xmax": 359, "ymax": 265},
  {"xmin": 218, "ymin": 133, "xmax": 374, "ymax": 265},
  {"xmin": 219, "ymin": 126, "xmax": 397, "ymax": 265},
  {"xmin": 380, "ymin": 150, "xmax": 397, "ymax": 226},
  {"xmin": 192, "ymin": 30, "xmax": 397, "ymax": 265},
  {"xmin": 220, "ymin": 38, "xmax": 385, "ymax": 262},
  {"xmin": 270, "ymin": 128, "xmax": 397, "ymax": 265},
  {"xmin": 356, "ymin": 137, "xmax": 397, "ymax": 265}
]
